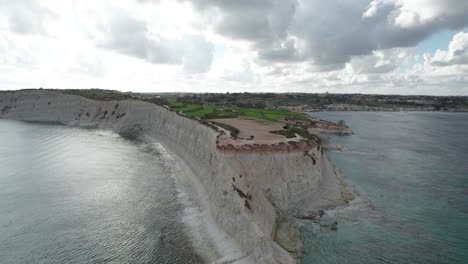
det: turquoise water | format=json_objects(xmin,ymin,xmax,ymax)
[
  {"xmin": 0, "ymin": 120, "xmax": 202, "ymax": 264},
  {"xmin": 303, "ymin": 112, "xmax": 468, "ymax": 264},
  {"xmin": 2, "ymin": 114, "xmax": 467, "ymax": 264}
]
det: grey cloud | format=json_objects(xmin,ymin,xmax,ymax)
[
  {"xmin": 104, "ymin": 14, "xmax": 149, "ymax": 60},
  {"xmin": 265, "ymin": 66, "xmax": 286, "ymax": 76},
  {"xmin": 281, "ymin": 0, "xmax": 468, "ymax": 68},
  {"xmin": 100, "ymin": 11, "xmax": 213, "ymax": 72},
  {"xmin": 8, "ymin": 8, "xmax": 44, "ymax": 34},
  {"xmin": 215, "ymin": 14, "xmax": 272, "ymax": 41},
  {"xmin": 183, "ymin": 0, "xmax": 297, "ymax": 47},
  {"xmin": 291, "ymin": 1, "xmax": 373, "ymax": 63},
  {"xmin": 308, "ymin": 63, "xmax": 348, "ymax": 73},
  {"xmin": 258, "ymin": 40, "xmax": 304, "ymax": 62},
  {"xmin": 181, "ymin": 0, "xmax": 468, "ymax": 70},
  {"xmin": 0, "ymin": 0, "xmax": 55, "ymax": 35},
  {"xmin": 183, "ymin": 0, "xmax": 275, "ymax": 12},
  {"xmin": 347, "ymin": 48, "xmax": 414, "ymax": 74},
  {"xmin": 349, "ymin": 57, "xmax": 398, "ymax": 74}
]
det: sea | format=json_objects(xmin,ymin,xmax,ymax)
[
  {"xmin": 0, "ymin": 119, "xmax": 202, "ymax": 264},
  {"xmin": 1, "ymin": 112, "xmax": 467, "ymax": 264},
  {"xmin": 303, "ymin": 112, "xmax": 468, "ymax": 264}
]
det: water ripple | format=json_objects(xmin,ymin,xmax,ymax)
[{"xmin": 0, "ymin": 120, "xmax": 203, "ymax": 264}]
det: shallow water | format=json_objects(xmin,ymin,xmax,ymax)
[
  {"xmin": 0, "ymin": 120, "xmax": 202, "ymax": 264},
  {"xmin": 303, "ymin": 112, "xmax": 468, "ymax": 264}
]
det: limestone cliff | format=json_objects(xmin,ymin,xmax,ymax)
[{"xmin": 0, "ymin": 90, "xmax": 348, "ymax": 264}]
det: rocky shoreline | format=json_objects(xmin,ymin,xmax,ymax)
[{"xmin": 0, "ymin": 89, "xmax": 352, "ymax": 264}]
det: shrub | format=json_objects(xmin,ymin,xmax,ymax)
[{"xmin": 212, "ymin": 121, "xmax": 240, "ymax": 138}]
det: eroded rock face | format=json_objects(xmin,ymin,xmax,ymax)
[
  {"xmin": 275, "ymin": 216, "xmax": 303, "ymax": 256},
  {"xmin": 0, "ymin": 90, "xmax": 348, "ymax": 264}
]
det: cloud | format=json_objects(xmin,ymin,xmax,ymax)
[
  {"xmin": 430, "ymin": 31, "xmax": 468, "ymax": 66},
  {"xmin": 68, "ymin": 50, "xmax": 105, "ymax": 76},
  {"xmin": 347, "ymin": 48, "xmax": 415, "ymax": 74},
  {"xmin": 221, "ymin": 60, "xmax": 255, "ymax": 83},
  {"xmin": 183, "ymin": 0, "xmax": 297, "ymax": 45},
  {"xmin": 182, "ymin": 35, "xmax": 214, "ymax": 73},
  {"xmin": 101, "ymin": 12, "xmax": 149, "ymax": 60},
  {"xmin": 379, "ymin": 0, "xmax": 468, "ymax": 29},
  {"xmin": 285, "ymin": 0, "xmax": 468, "ymax": 68},
  {"xmin": 0, "ymin": 0, "xmax": 55, "ymax": 35},
  {"xmin": 0, "ymin": 35, "xmax": 37, "ymax": 67},
  {"xmin": 257, "ymin": 39, "xmax": 304, "ymax": 62},
  {"xmin": 97, "ymin": 8, "xmax": 214, "ymax": 73},
  {"xmin": 180, "ymin": 0, "xmax": 468, "ymax": 71},
  {"xmin": 0, "ymin": 0, "xmax": 467, "ymax": 94}
]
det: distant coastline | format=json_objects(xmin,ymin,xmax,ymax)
[{"xmin": 300, "ymin": 106, "xmax": 468, "ymax": 112}]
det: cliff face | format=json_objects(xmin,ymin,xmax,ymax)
[{"xmin": 0, "ymin": 90, "xmax": 347, "ymax": 264}]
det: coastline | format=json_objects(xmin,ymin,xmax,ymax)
[
  {"xmin": 147, "ymin": 138, "xmax": 253, "ymax": 263},
  {"xmin": 0, "ymin": 89, "xmax": 352, "ymax": 263},
  {"xmin": 301, "ymin": 111, "xmax": 468, "ymax": 263}
]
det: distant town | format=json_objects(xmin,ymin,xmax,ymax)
[{"xmin": 152, "ymin": 92, "xmax": 468, "ymax": 112}]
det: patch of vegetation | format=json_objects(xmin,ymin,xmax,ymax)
[
  {"xmin": 199, "ymin": 120, "xmax": 220, "ymax": 131},
  {"xmin": 167, "ymin": 102, "xmax": 308, "ymax": 121},
  {"xmin": 165, "ymin": 101, "xmax": 314, "ymax": 141},
  {"xmin": 155, "ymin": 92, "xmax": 468, "ymax": 112},
  {"xmin": 212, "ymin": 121, "xmax": 240, "ymax": 138},
  {"xmin": 64, "ymin": 89, "xmax": 133, "ymax": 101},
  {"xmin": 139, "ymin": 97, "xmax": 168, "ymax": 106},
  {"xmin": 204, "ymin": 108, "xmax": 240, "ymax": 119},
  {"xmin": 168, "ymin": 103, "xmax": 216, "ymax": 118},
  {"xmin": 271, "ymin": 123, "xmax": 314, "ymax": 139},
  {"xmin": 184, "ymin": 106, "xmax": 216, "ymax": 118},
  {"xmin": 237, "ymin": 108, "xmax": 307, "ymax": 121}
]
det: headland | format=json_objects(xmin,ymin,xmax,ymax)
[{"xmin": 0, "ymin": 89, "xmax": 353, "ymax": 263}]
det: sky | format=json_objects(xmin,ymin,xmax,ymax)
[{"xmin": 0, "ymin": 0, "xmax": 468, "ymax": 95}]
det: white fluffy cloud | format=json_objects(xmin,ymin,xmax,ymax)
[
  {"xmin": 0, "ymin": 0, "xmax": 467, "ymax": 94},
  {"xmin": 80, "ymin": 4, "xmax": 214, "ymax": 73},
  {"xmin": 380, "ymin": 0, "xmax": 468, "ymax": 29},
  {"xmin": 347, "ymin": 48, "xmax": 415, "ymax": 74},
  {"xmin": 430, "ymin": 32, "xmax": 468, "ymax": 66}
]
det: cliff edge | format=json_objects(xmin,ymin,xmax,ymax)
[{"xmin": 0, "ymin": 90, "xmax": 351, "ymax": 264}]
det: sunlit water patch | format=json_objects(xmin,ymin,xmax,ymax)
[{"xmin": 0, "ymin": 120, "xmax": 202, "ymax": 264}]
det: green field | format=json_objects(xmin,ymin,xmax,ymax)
[
  {"xmin": 237, "ymin": 108, "xmax": 307, "ymax": 121},
  {"xmin": 61, "ymin": 89, "xmax": 309, "ymax": 122},
  {"xmin": 168, "ymin": 102, "xmax": 308, "ymax": 121},
  {"xmin": 168, "ymin": 103, "xmax": 215, "ymax": 118},
  {"xmin": 157, "ymin": 92, "xmax": 468, "ymax": 112}
]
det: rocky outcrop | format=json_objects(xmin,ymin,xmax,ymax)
[
  {"xmin": 0, "ymin": 90, "xmax": 349, "ymax": 264},
  {"xmin": 274, "ymin": 216, "xmax": 303, "ymax": 256}
]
